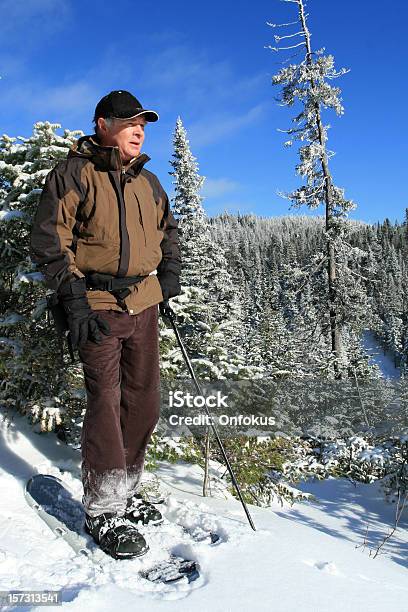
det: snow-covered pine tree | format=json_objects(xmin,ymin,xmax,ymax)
[
  {"xmin": 378, "ymin": 244, "xmax": 403, "ymax": 365},
  {"xmin": 400, "ymin": 237, "xmax": 408, "ymax": 374},
  {"xmin": 0, "ymin": 122, "xmax": 85, "ymax": 434},
  {"xmin": 167, "ymin": 117, "xmax": 256, "ymax": 380},
  {"xmin": 268, "ymin": 0, "xmax": 369, "ymax": 379}
]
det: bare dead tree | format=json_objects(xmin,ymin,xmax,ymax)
[{"xmin": 268, "ymin": 0, "xmax": 357, "ymax": 379}]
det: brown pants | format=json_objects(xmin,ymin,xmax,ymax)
[{"xmin": 78, "ymin": 305, "xmax": 160, "ymax": 517}]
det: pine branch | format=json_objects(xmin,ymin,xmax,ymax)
[
  {"xmin": 266, "ymin": 41, "xmax": 306, "ymax": 52},
  {"xmin": 266, "ymin": 20, "xmax": 299, "ymax": 28},
  {"xmin": 274, "ymin": 31, "xmax": 305, "ymax": 42}
]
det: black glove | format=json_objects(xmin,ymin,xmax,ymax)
[
  {"xmin": 58, "ymin": 277, "xmax": 111, "ymax": 349},
  {"xmin": 157, "ymin": 271, "xmax": 181, "ymax": 301},
  {"xmin": 159, "ymin": 300, "xmax": 174, "ymax": 319}
]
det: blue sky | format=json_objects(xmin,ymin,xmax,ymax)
[{"xmin": 1, "ymin": 0, "xmax": 407, "ymax": 224}]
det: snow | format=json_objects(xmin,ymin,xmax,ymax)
[
  {"xmin": 0, "ymin": 337, "xmax": 22, "ymax": 355},
  {"xmin": 0, "ymin": 314, "xmax": 24, "ymax": 327},
  {"xmin": 0, "ymin": 410, "xmax": 406, "ymax": 611},
  {"xmin": 15, "ymin": 272, "xmax": 44, "ymax": 284},
  {"xmin": 0, "ymin": 210, "xmax": 24, "ymax": 222},
  {"xmin": 362, "ymin": 330, "xmax": 400, "ymax": 379}
]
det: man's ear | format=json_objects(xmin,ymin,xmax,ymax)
[{"xmin": 97, "ymin": 117, "xmax": 107, "ymax": 135}]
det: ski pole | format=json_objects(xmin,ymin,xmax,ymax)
[{"xmin": 159, "ymin": 300, "xmax": 256, "ymax": 531}]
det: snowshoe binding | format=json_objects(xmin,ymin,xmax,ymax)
[
  {"xmin": 84, "ymin": 511, "xmax": 149, "ymax": 559},
  {"xmin": 125, "ymin": 493, "xmax": 164, "ymax": 526}
]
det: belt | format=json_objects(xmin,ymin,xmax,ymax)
[{"xmin": 85, "ymin": 272, "xmax": 148, "ymax": 307}]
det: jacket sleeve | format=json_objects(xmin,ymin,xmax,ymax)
[
  {"xmin": 30, "ymin": 160, "xmax": 86, "ymax": 291},
  {"xmin": 156, "ymin": 183, "xmax": 181, "ymax": 278}
]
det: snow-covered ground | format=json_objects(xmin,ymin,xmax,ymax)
[
  {"xmin": 362, "ymin": 330, "xmax": 400, "ymax": 379},
  {"xmin": 0, "ymin": 409, "xmax": 407, "ymax": 612}
]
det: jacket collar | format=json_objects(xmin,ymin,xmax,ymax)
[{"xmin": 68, "ymin": 134, "xmax": 151, "ymax": 174}]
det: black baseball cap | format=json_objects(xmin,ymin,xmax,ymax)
[{"xmin": 93, "ymin": 90, "xmax": 159, "ymax": 123}]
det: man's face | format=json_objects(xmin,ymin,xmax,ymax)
[{"xmin": 97, "ymin": 116, "xmax": 147, "ymax": 162}]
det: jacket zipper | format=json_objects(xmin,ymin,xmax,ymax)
[{"xmin": 110, "ymin": 168, "xmax": 130, "ymax": 277}]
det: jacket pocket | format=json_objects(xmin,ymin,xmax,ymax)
[
  {"xmin": 136, "ymin": 196, "xmax": 158, "ymax": 247},
  {"xmin": 135, "ymin": 196, "xmax": 147, "ymax": 247},
  {"xmin": 75, "ymin": 238, "xmax": 120, "ymax": 274}
]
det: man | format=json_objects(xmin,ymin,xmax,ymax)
[{"xmin": 30, "ymin": 90, "xmax": 181, "ymax": 560}]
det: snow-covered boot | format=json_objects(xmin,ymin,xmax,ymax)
[
  {"xmin": 84, "ymin": 511, "xmax": 149, "ymax": 559},
  {"xmin": 125, "ymin": 493, "xmax": 164, "ymax": 526}
]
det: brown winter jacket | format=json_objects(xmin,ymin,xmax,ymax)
[{"xmin": 30, "ymin": 135, "xmax": 181, "ymax": 315}]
